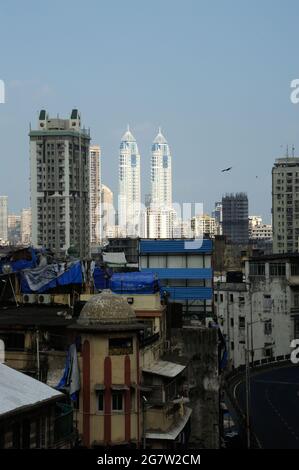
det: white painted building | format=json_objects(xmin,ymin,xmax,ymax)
[
  {"xmin": 215, "ymin": 254, "xmax": 299, "ymax": 369},
  {"xmin": 248, "ymin": 215, "xmax": 272, "ymax": 240},
  {"xmin": 21, "ymin": 208, "xmax": 32, "ymax": 245},
  {"xmin": 147, "ymin": 128, "xmax": 174, "ymax": 238},
  {"xmin": 0, "ymin": 196, "xmax": 8, "ymax": 243},
  {"xmin": 89, "ymin": 145, "xmax": 101, "ymax": 245},
  {"xmin": 191, "ymin": 214, "xmax": 216, "ymax": 238},
  {"xmin": 118, "ymin": 126, "xmax": 141, "ymax": 237}
]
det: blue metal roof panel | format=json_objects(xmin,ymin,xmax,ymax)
[
  {"xmin": 141, "ymin": 268, "xmax": 212, "ymax": 280},
  {"xmin": 161, "ymin": 287, "xmax": 213, "ymax": 300},
  {"xmin": 139, "ymin": 239, "xmax": 212, "ymax": 254}
]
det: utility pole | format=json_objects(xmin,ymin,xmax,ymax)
[
  {"xmin": 36, "ymin": 329, "xmax": 40, "ymax": 381},
  {"xmin": 245, "ymin": 322, "xmax": 251, "ymax": 449}
]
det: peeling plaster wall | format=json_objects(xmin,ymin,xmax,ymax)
[{"xmin": 171, "ymin": 327, "xmax": 219, "ymax": 449}]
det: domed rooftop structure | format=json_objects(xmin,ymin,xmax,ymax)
[{"xmin": 77, "ymin": 290, "xmax": 136, "ymax": 326}]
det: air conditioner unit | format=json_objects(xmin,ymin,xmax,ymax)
[
  {"xmin": 38, "ymin": 294, "xmax": 52, "ymax": 305},
  {"xmin": 22, "ymin": 294, "xmax": 37, "ymax": 304}
]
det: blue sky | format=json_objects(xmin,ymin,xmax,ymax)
[{"xmin": 1, "ymin": 0, "xmax": 299, "ymax": 222}]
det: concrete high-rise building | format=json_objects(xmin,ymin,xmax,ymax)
[
  {"xmin": 89, "ymin": 145, "xmax": 101, "ymax": 245},
  {"xmin": 21, "ymin": 208, "xmax": 32, "ymax": 245},
  {"xmin": 212, "ymin": 201, "xmax": 223, "ymax": 235},
  {"xmin": 222, "ymin": 193, "xmax": 249, "ymax": 244},
  {"xmin": 8, "ymin": 214, "xmax": 21, "ymax": 245},
  {"xmin": 272, "ymin": 157, "xmax": 299, "ymax": 253},
  {"xmin": 118, "ymin": 126, "xmax": 141, "ymax": 237},
  {"xmin": 0, "ymin": 196, "xmax": 8, "ymax": 243},
  {"xmin": 191, "ymin": 214, "xmax": 216, "ymax": 238},
  {"xmin": 147, "ymin": 128, "xmax": 174, "ymax": 238},
  {"xmin": 101, "ymin": 184, "xmax": 115, "ymax": 240},
  {"xmin": 30, "ymin": 109, "xmax": 90, "ymax": 258},
  {"xmin": 151, "ymin": 128, "xmax": 172, "ymax": 208}
]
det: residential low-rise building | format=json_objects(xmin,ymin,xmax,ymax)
[
  {"xmin": 215, "ymin": 253, "xmax": 299, "ymax": 368},
  {"xmin": 139, "ymin": 238, "xmax": 213, "ymax": 319},
  {"xmin": 0, "ymin": 364, "xmax": 73, "ymax": 448}
]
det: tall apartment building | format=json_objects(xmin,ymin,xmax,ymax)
[
  {"xmin": 21, "ymin": 208, "xmax": 32, "ymax": 245},
  {"xmin": 89, "ymin": 145, "xmax": 101, "ymax": 245},
  {"xmin": 118, "ymin": 126, "xmax": 141, "ymax": 237},
  {"xmin": 212, "ymin": 201, "xmax": 223, "ymax": 235},
  {"xmin": 147, "ymin": 128, "xmax": 174, "ymax": 238},
  {"xmin": 30, "ymin": 109, "xmax": 90, "ymax": 258},
  {"xmin": 222, "ymin": 193, "xmax": 248, "ymax": 244},
  {"xmin": 0, "ymin": 196, "xmax": 8, "ymax": 243},
  {"xmin": 101, "ymin": 184, "xmax": 114, "ymax": 240},
  {"xmin": 191, "ymin": 214, "xmax": 216, "ymax": 238},
  {"xmin": 272, "ymin": 157, "xmax": 299, "ymax": 253},
  {"xmin": 8, "ymin": 214, "xmax": 21, "ymax": 245}
]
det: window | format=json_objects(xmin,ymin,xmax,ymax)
[
  {"xmin": 264, "ymin": 320, "xmax": 272, "ymax": 336},
  {"xmin": 0, "ymin": 332, "xmax": 25, "ymax": 351},
  {"xmin": 294, "ymin": 318, "xmax": 299, "ymax": 339},
  {"xmin": 249, "ymin": 263, "xmax": 265, "ymax": 276},
  {"xmin": 12, "ymin": 423, "xmax": 21, "ymax": 449},
  {"xmin": 112, "ymin": 391, "xmax": 123, "ymax": 411},
  {"xmin": 97, "ymin": 392, "xmax": 104, "ymax": 412},
  {"xmin": 230, "ymin": 318, "xmax": 234, "ymax": 327},
  {"xmin": 220, "ymin": 294, "xmax": 224, "ymax": 302},
  {"xmin": 239, "ymin": 316, "xmax": 245, "ymax": 329},
  {"xmin": 291, "ymin": 264, "xmax": 299, "ymax": 276},
  {"xmin": 109, "ymin": 337, "xmax": 133, "ymax": 355},
  {"xmin": 263, "ymin": 295, "xmax": 272, "ymax": 311},
  {"xmin": 214, "ymin": 294, "xmax": 218, "ymax": 302},
  {"xmin": 231, "ymin": 341, "xmax": 234, "ymax": 351},
  {"xmin": 22, "ymin": 419, "xmax": 31, "ymax": 449},
  {"xmin": 230, "ymin": 294, "xmax": 234, "ymax": 303},
  {"xmin": 264, "ymin": 347, "xmax": 273, "ymax": 358},
  {"xmin": 294, "ymin": 293, "xmax": 299, "ymax": 308},
  {"xmin": 270, "ymin": 263, "xmax": 286, "ymax": 277}
]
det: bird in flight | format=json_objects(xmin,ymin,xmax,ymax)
[{"xmin": 221, "ymin": 166, "xmax": 232, "ymax": 172}]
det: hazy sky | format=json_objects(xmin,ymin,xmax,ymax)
[{"xmin": 1, "ymin": 0, "xmax": 299, "ymax": 223}]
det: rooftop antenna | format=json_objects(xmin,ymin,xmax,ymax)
[
  {"xmin": 286, "ymin": 144, "xmax": 289, "ymax": 158},
  {"xmin": 292, "ymin": 145, "xmax": 295, "ymax": 157}
]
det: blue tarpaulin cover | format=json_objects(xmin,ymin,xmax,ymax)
[
  {"xmin": 0, "ymin": 247, "xmax": 37, "ymax": 274},
  {"xmin": 20, "ymin": 260, "xmax": 83, "ymax": 293},
  {"xmin": 93, "ymin": 267, "xmax": 109, "ymax": 290},
  {"xmin": 110, "ymin": 271, "xmax": 160, "ymax": 294}
]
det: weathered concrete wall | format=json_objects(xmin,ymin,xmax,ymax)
[{"xmin": 171, "ymin": 327, "xmax": 219, "ymax": 449}]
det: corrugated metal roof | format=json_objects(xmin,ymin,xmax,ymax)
[
  {"xmin": 140, "ymin": 239, "xmax": 212, "ymax": 254},
  {"xmin": 161, "ymin": 287, "xmax": 213, "ymax": 300},
  {"xmin": 146, "ymin": 407, "xmax": 192, "ymax": 440},
  {"xmin": 142, "ymin": 360, "xmax": 186, "ymax": 378},
  {"xmin": 0, "ymin": 363, "xmax": 62, "ymax": 417},
  {"xmin": 141, "ymin": 268, "xmax": 212, "ymax": 280}
]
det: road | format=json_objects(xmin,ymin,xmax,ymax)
[{"xmin": 235, "ymin": 364, "xmax": 299, "ymax": 449}]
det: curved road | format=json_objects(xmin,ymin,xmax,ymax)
[{"xmin": 235, "ymin": 364, "xmax": 299, "ymax": 449}]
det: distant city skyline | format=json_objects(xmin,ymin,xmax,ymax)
[{"xmin": 2, "ymin": 0, "xmax": 299, "ymax": 223}]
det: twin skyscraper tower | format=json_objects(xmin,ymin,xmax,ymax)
[{"xmin": 118, "ymin": 126, "xmax": 173, "ymax": 238}]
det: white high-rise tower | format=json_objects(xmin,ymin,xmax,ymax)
[
  {"xmin": 147, "ymin": 128, "xmax": 174, "ymax": 238},
  {"xmin": 118, "ymin": 126, "xmax": 141, "ymax": 237},
  {"xmin": 151, "ymin": 127, "xmax": 172, "ymax": 208}
]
